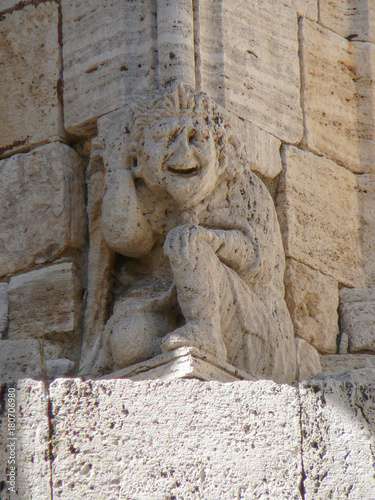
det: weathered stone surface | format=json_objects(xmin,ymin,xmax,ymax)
[
  {"xmin": 8, "ymin": 262, "xmax": 82, "ymax": 341},
  {"xmin": 0, "ymin": 381, "xmax": 50, "ymax": 499},
  {"xmin": 321, "ymin": 354, "xmax": 375, "ymax": 373},
  {"xmin": 0, "ymin": 2, "xmax": 65, "ymax": 157},
  {"xmin": 0, "ymin": 282, "xmax": 8, "ymax": 337},
  {"xmin": 284, "ymin": 0, "xmax": 318, "ymax": 20},
  {"xmin": 45, "ymin": 359, "xmax": 75, "ymax": 379},
  {"xmin": 0, "ymin": 142, "xmax": 86, "ymax": 278},
  {"xmin": 0, "ymin": 339, "xmax": 61, "ymax": 382},
  {"xmin": 50, "ymin": 379, "xmax": 301, "ymax": 499},
  {"xmin": 157, "ymin": 0, "xmax": 195, "ymax": 87},
  {"xmin": 295, "ymin": 338, "xmax": 322, "ymax": 381},
  {"xmin": 302, "ymin": 19, "xmax": 375, "ymax": 173},
  {"xmin": 320, "ymin": 0, "xmax": 375, "ymax": 42},
  {"xmin": 277, "ymin": 146, "xmax": 364, "ymax": 287},
  {"xmin": 300, "ymin": 374, "xmax": 375, "ymax": 499},
  {"xmin": 358, "ymin": 173, "xmax": 375, "ymax": 285},
  {"xmin": 339, "ymin": 287, "xmax": 375, "ymax": 353},
  {"xmin": 196, "ymin": 0, "xmax": 303, "ymax": 143},
  {"xmin": 338, "ymin": 332, "xmax": 349, "ymax": 354},
  {"xmin": 88, "ymin": 86, "xmax": 296, "ymax": 384},
  {"xmin": 285, "ymin": 259, "xmax": 339, "ymax": 353},
  {"xmin": 62, "ymin": 0, "xmax": 157, "ymax": 135}
]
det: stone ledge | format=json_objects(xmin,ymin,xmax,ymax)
[{"xmin": 98, "ymin": 347, "xmax": 257, "ymax": 382}]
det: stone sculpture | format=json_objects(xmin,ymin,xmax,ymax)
[{"xmin": 91, "ymin": 85, "xmax": 296, "ymax": 383}]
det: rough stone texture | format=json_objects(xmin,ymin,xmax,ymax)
[
  {"xmin": 87, "ymin": 86, "xmax": 296, "ymax": 384},
  {"xmin": 0, "ymin": 2, "xmax": 65, "ymax": 157},
  {"xmin": 319, "ymin": 0, "xmax": 375, "ymax": 42},
  {"xmin": 284, "ymin": 259, "xmax": 339, "ymax": 354},
  {"xmin": 0, "ymin": 282, "xmax": 8, "ymax": 337},
  {"xmin": 338, "ymin": 332, "xmax": 349, "ymax": 354},
  {"xmin": 301, "ymin": 19, "xmax": 375, "ymax": 173},
  {"xmin": 321, "ymin": 354, "xmax": 375, "ymax": 373},
  {"xmin": 300, "ymin": 374, "xmax": 375, "ymax": 499},
  {"xmin": 277, "ymin": 146, "xmax": 364, "ymax": 288},
  {"xmin": 0, "ymin": 381, "xmax": 50, "ymax": 499},
  {"xmin": 0, "ymin": 142, "xmax": 86, "ymax": 278},
  {"xmin": 8, "ymin": 262, "xmax": 82, "ymax": 342},
  {"xmin": 357, "ymin": 173, "xmax": 375, "ymax": 286},
  {"xmin": 62, "ymin": 0, "xmax": 157, "ymax": 135},
  {"xmin": 339, "ymin": 287, "xmax": 375, "ymax": 353},
  {"xmin": 196, "ymin": 0, "xmax": 303, "ymax": 143},
  {"xmin": 0, "ymin": 339, "xmax": 61, "ymax": 383},
  {"xmin": 295, "ymin": 338, "xmax": 322, "ymax": 381},
  {"xmin": 50, "ymin": 379, "xmax": 301, "ymax": 500},
  {"xmin": 157, "ymin": 0, "xmax": 195, "ymax": 87}
]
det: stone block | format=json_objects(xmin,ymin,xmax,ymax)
[
  {"xmin": 0, "ymin": 142, "xmax": 86, "ymax": 278},
  {"xmin": 284, "ymin": 259, "xmax": 339, "ymax": 353},
  {"xmin": 8, "ymin": 262, "xmax": 82, "ymax": 341},
  {"xmin": 339, "ymin": 287, "xmax": 375, "ymax": 353},
  {"xmin": 196, "ymin": 0, "xmax": 303, "ymax": 143},
  {"xmin": 0, "ymin": 339, "xmax": 61, "ymax": 382},
  {"xmin": 301, "ymin": 19, "xmax": 375, "ymax": 173},
  {"xmin": 277, "ymin": 146, "xmax": 364, "ymax": 287},
  {"xmin": 0, "ymin": 0, "xmax": 21, "ymax": 12},
  {"xmin": 0, "ymin": 381, "xmax": 51, "ymax": 499},
  {"xmin": 300, "ymin": 374, "xmax": 375, "ymax": 499},
  {"xmin": 320, "ymin": 0, "xmax": 375, "ymax": 42},
  {"xmin": 358, "ymin": 173, "xmax": 375, "ymax": 286},
  {"xmin": 0, "ymin": 2, "xmax": 65, "ymax": 157},
  {"xmin": 62, "ymin": 0, "xmax": 157, "ymax": 135},
  {"xmin": 0, "ymin": 282, "xmax": 8, "ymax": 337},
  {"xmin": 320, "ymin": 354, "xmax": 375, "ymax": 373},
  {"xmin": 49, "ymin": 378, "xmax": 301, "ymax": 499},
  {"xmin": 295, "ymin": 338, "xmax": 322, "ymax": 380}
]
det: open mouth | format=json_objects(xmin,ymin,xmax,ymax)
[{"xmin": 166, "ymin": 166, "xmax": 201, "ymax": 176}]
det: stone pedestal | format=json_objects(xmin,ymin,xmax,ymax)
[{"xmin": 99, "ymin": 347, "xmax": 256, "ymax": 382}]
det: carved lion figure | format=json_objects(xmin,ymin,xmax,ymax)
[{"xmin": 91, "ymin": 84, "xmax": 296, "ymax": 383}]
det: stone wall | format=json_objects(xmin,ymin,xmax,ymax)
[{"xmin": 0, "ymin": 0, "xmax": 374, "ymax": 497}]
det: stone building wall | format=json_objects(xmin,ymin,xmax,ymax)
[{"xmin": 0, "ymin": 0, "xmax": 374, "ymax": 498}]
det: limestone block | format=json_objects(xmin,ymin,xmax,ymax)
[
  {"xmin": 0, "ymin": 282, "xmax": 8, "ymax": 337},
  {"xmin": 284, "ymin": 0, "xmax": 318, "ymax": 20},
  {"xmin": 45, "ymin": 359, "xmax": 75, "ymax": 379},
  {"xmin": 157, "ymin": 0, "xmax": 195, "ymax": 87},
  {"xmin": 358, "ymin": 174, "xmax": 375, "ymax": 285},
  {"xmin": 300, "ymin": 374, "xmax": 375, "ymax": 499},
  {"xmin": 62, "ymin": 0, "xmax": 157, "ymax": 135},
  {"xmin": 277, "ymin": 146, "xmax": 364, "ymax": 287},
  {"xmin": 320, "ymin": 0, "xmax": 375, "ymax": 42},
  {"xmin": 302, "ymin": 19, "xmax": 375, "ymax": 173},
  {"xmin": 0, "ymin": 2, "xmax": 64, "ymax": 158},
  {"xmin": 0, "ymin": 142, "xmax": 86, "ymax": 278},
  {"xmin": 196, "ymin": 0, "xmax": 303, "ymax": 143},
  {"xmin": 285, "ymin": 259, "xmax": 339, "ymax": 353},
  {"xmin": 321, "ymin": 354, "xmax": 375, "ymax": 373},
  {"xmin": 339, "ymin": 287, "xmax": 375, "ymax": 353},
  {"xmin": 0, "ymin": 381, "xmax": 50, "ymax": 499},
  {"xmin": 50, "ymin": 379, "xmax": 301, "ymax": 499},
  {"xmin": 8, "ymin": 262, "xmax": 82, "ymax": 340},
  {"xmin": 295, "ymin": 338, "xmax": 322, "ymax": 381},
  {"xmin": 338, "ymin": 332, "xmax": 349, "ymax": 354},
  {"xmin": 0, "ymin": 339, "xmax": 61, "ymax": 382}
]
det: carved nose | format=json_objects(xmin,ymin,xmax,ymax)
[{"xmin": 166, "ymin": 133, "xmax": 192, "ymax": 167}]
